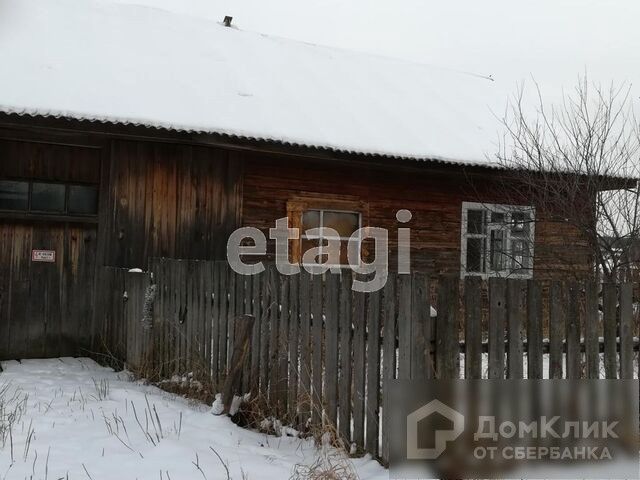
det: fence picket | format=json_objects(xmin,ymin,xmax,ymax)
[
  {"xmin": 298, "ymin": 271, "xmax": 312, "ymax": 427},
  {"xmin": 464, "ymin": 276, "xmax": 482, "ymax": 379},
  {"xmin": 619, "ymin": 283, "xmax": 634, "ymax": 380},
  {"xmin": 565, "ymin": 282, "xmax": 581, "ymax": 379},
  {"xmin": 488, "ymin": 278, "xmax": 506, "ymax": 379},
  {"xmin": 325, "ymin": 273, "xmax": 340, "ymax": 427},
  {"xmin": 250, "ymin": 272, "xmax": 262, "ymax": 393},
  {"xmin": 411, "ymin": 272, "xmax": 431, "ymax": 379},
  {"xmin": 311, "ymin": 273, "xmax": 323, "ymax": 425},
  {"xmin": 397, "ymin": 274, "xmax": 412, "ymax": 379},
  {"xmin": 277, "ymin": 275, "xmax": 290, "ymax": 415},
  {"xmin": 365, "ymin": 289, "xmax": 381, "ymax": 457},
  {"xmin": 436, "ymin": 275, "xmax": 459, "ymax": 379},
  {"xmin": 381, "ymin": 274, "xmax": 396, "ymax": 464},
  {"xmin": 549, "ymin": 281, "xmax": 564, "ymax": 379},
  {"xmin": 352, "ymin": 287, "xmax": 366, "ymax": 450},
  {"xmin": 218, "ymin": 262, "xmax": 229, "ymax": 379},
  {"xmin": 584, "ymin": 280, "xmax": 600, "ymax": 379},
  {"xmin": 259, "ymin": 266, "xmax": 272, "ymax": 397},
  {"xmin": 288, "ymin": 275, "xmax": 300, "ymax": 420},
  {"xmin": 507, "ymin": 279, "xmax": 525, "ymax": 379},
  {"xmin": 268, "ymin": 265, "xmax": 280, "ymax": 405},
  {"xmin": 526, "ymin": 280, "xmax": 543, "ymax": 379},
  {"xmin": 603, "ymin": 283, "xmax": 618, "ymax": 379},
  {"xmin": 338, "ymin": 270, "xmax": 353, "ymax": 443}
]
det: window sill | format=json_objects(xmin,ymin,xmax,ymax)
[{"xmin": 0, "ymin": 210, "xmax": 98, "ymax": 225}]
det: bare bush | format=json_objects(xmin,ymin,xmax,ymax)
[{"xmin": 495, "ymin": 77, "xmax": 640, "ymax": 280}]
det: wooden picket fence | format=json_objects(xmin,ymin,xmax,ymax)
[{"xmin": 95, "ymin": 258, "xmax": 639, "ymax": 464}]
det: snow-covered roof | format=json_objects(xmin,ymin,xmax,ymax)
[{"xmin": 0, "ymin": 0, "xmax": 507, "ymax": 167}]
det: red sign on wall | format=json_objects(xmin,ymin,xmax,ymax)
[{"xmin": 32, "ymin": 250, "xmax": 56, "ymax": 263}]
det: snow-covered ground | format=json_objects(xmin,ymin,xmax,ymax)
[{"xmin": 0, "ymin": 358, "xmax": 385, "ymax": 480}]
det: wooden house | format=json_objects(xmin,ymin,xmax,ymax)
[{"xmin": 0, "ymin": 0, "xmax": 592, "ymax": 359}]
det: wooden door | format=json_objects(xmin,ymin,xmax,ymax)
[{"xmin": 0, "ymin": 221, "xmax": 97, "ymax": 360}]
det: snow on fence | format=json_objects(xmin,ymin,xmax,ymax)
[{"xmin": 94, "ymin": 259, "xmax": 639, "ymax": 465}]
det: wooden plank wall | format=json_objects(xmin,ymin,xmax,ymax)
[
  {"xmin": 0, "ymin": 139, "xmax": 100, "ymax": 360},
  {"xmin": 104, "ymin": 140, "xmax": 242, "ymax": 269},
  {"xmin": 99, "ymin": 260, "xmax": 639, "ymax": 465},
  {"xmin": 241, "ymin": 152, "xmax": 593, "ymax": 279}
]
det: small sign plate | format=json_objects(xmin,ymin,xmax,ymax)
[{"xmin": 32, "ymin": 250, "xmax": 56, "ymax": 263}]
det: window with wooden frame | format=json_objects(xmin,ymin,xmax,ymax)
[
  {"xmin": 460, "ymin": 202, "xmax": 535, "ymax": 278},
  {"xmin": 287, "ymin": 197, "xmax": 367, "ymax": 268},
  {"xmin": 0, "ymin": 179, "xmax": 99, "ymax": 219}
]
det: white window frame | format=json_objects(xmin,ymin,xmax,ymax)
[
  {"xmin": 460, "ymin": 202, "xmax": 536, "ymax": 279},
  {"xmin": 301, "ymin": 208, "xmax": 362, "ymax": 270}
]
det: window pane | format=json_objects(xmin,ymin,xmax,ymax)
[
  {"xmin": 301, "ymin": 238, "xmax": 324, "ymax": 264},
  {"xmin": 31, "ymin": 182, "xmax": 65, "ymax": 212},
  {"xmin": 491, "ymin": 211, "xmax": 505, "ymax": 225},
  {"xmin": 339, "ymin": 239, "xmax": 354, "ymax": 266},
  {"xmin": 302, "ymin": 210, "xmax": 320, "ymax": 232},
  {"xmin": 511, "ymin": 211, "xmax": 530, "ymax": 236},
  {"xmin": 0, "ymin": 180, "xmax": 28, "ymax": 210},
  {"xmin": 467, "ymin": 210, "xmax": 485, "ymax": 234},
  {"xmin": 490, "ymin": 230, "xmax": 506, "ymax": 271},
  {"xmin": 322, "ymin": 211, "xmax": 359, "ymax": 238},
  {"xmin": 68, "ymin": 185, "xmax": 98, "ymax": 215},
  {"xmin": 466, "ymin": 237, "xmax": 484, "ymax": 272},
  {"xmin": 511, "ymin": 239, "xmax": 530, "ymax": 271}
]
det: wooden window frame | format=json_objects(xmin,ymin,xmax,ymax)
[
  {"xmin": 0, "ymin": 177, "xmax": 99, "ymax": 223},
  {"xmin": 460, "ymin": 201, "xmax": 536, "ymax": 279},
  {"xmin": 287, "ymin": 196, "xmax": 368, "ymax": 267}
]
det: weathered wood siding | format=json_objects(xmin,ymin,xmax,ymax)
[
  {"xmin": 0, "ymin": 139, "xmax": 100, "ymax": 359},
  {"xmin": 0, "ymin": 134, "xmax": 243, "ymax": 360},
  {"xmin": 0, "ymin": 138, "xmax": 101, "ymax": 183},
  {"xmin": 0, "ymin": 222, "xmax": 97, "ymax": 358},
  {"xmin": 241, "ymin": 152, "xmax": 592, "ymax": 278},
  {"xmin": 104, "ymin": 140, "xmax": 242, "ymax": 268}
]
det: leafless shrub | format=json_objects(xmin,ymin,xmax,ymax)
[{"xmin": 495, "ymin": 77, "xmax": 640, "ymax": 281}]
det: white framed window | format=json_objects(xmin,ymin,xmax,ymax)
[
  {"xmin": 460, "ymin": 202, "xmax": 535, "ymax": 278},
  {"xmin": 300, "ymin": 209, "xmax": 362, "ymax": 269}
]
